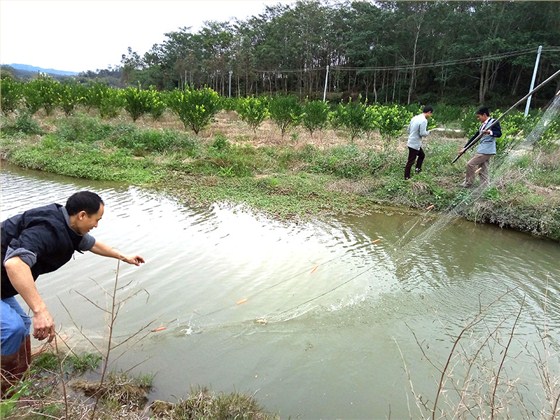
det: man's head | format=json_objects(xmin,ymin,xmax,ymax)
[
  {"xmin": 476, "ymin": 107, "xmax": 490, "ymax": 122},
  {"xmin": 423, "ymin": 105, "xmax": 433, "ymax": 118},
  {"xmin": 66, "ymin": 191, "xmax": 104, "ymax": 235}
]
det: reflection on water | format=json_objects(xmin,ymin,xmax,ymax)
[{"xmin": 1, "ymin": 164, "xmax": 559, "ymax": 419}]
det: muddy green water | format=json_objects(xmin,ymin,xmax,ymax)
[{"xmin": 1, "ymin": 164, "xmax": 559, "ymax": 419}]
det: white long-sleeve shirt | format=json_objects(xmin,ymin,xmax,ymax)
[{"xmin": 407, "ymin": 113, "xmax": 429, "ymax": 150}]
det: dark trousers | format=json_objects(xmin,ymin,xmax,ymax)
[{"xmin": 404, "ymin": 147, "xmax": 425, "ymax": 179}]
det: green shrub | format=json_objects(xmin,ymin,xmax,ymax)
[
  {"xmin": 0, "ymin": 75, "xmax": 23, "ymax": 115},
  {"xmin": 329, "ymin": 100, "xmax": 368, "ymax": 141},
  {"xmin": 167, "ymin": 86, "xmax": 221, "ymax": 134},
  {"xmin": 122, "ymin": 85, "xmax": 154, "ymax": 121},
  {"xmin": 23, "ymin": 75, "xmax": 62, "ymax": 115},
  {"xmin": 268, "ymin": 95, "xmax": 302, "ymax": 138},
  {"xmin": 59, "ymin": 80, "xmax": 86, "ymax": 116},
  {"xmin": 301, "ymin": 100, "xmax": 330, "ymax": 136},
  {"xmin": 236, "ymin": 96, "xmax": 269, "ymax": 132}
]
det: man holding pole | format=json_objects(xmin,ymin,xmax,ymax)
[{"xmin": 459, "ymin": 107, "xmax": 502, "ymax": 188}]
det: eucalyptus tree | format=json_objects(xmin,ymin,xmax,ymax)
[
  {"xmin": 340, "ymin": 1, "xmax": 387, "ymax": 102},
  {"xmin": 197, "ymin": 21, "xmax": 235, "ymax": 95}
]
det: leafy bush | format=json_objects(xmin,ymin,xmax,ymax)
[
  {"xmin": 301, "ymin": 100, "xmax": 330, "ymax": 136},
  {"xmin": 148, "ymin": 87, "xmax": 167, "ymax": 120},
  {"xmin": 236, "ymin": 96, "xmax": 269, "ymax": 132},
  {"xmin": 59, "ymin": 80, "xmax": 86, "ymax": 116},
  {"xmin": 268, "ymin": 95, "xmax": 302, "ymax": 138},
  {"xmin": 122, "ymin": 85, "xmax": 154, "ymax": 121},
  {"xmin": 23, "ymin": 75, "xmax": 61, "ymax": 115},
  {"xmin": 329, "ymin": 100, "xmax": 369, "ymax": 141},
  {"xmin": 167, "ymin": 87, "xmax": 221, "ymax": 134},
  {"xmin": 1, "ymin": 112, "xmax": 43, "ymax": 135},
  {"xmin": 373, "ymin": 104, "xmax": 412, "ymax": 140},
  {"xmin": 99, "ymin": 89, "xmax": 125, "ymax": 119},
  {"xmin": 56, "ymin": 114, "xmax": 114, "ymax": 143},
  {"xmin": 0, "ymin": 75, "xmax": 23, "ymax": 115}
]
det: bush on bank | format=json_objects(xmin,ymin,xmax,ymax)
[{"xmin": 0, "ymin": 108, "xmax": 559, "ymax": 241}]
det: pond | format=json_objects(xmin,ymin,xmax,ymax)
[{"xmin": 1, "ymin": 163, "xmax": 559, "ymax": 418}]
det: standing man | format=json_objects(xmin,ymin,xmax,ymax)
[
  {"xmin": 459, "ymin": 107, "xmax": 502, "ymax": 188},
  {"xmin": 1, "ymin": 191, "xmax": 145, "ymax": 396},
  {"xmin": 404, "ymin": 106, "xmax": 433, "ymax": 180}
]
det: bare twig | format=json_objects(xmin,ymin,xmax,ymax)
[{"xmin": 490, "ymin": 297, "xmax": 524, "ymax": 419}]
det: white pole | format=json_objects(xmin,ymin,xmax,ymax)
[
  {"xmin": 323, "ymin": 65, "xmax": 329, "ymax": 101},
  {"xmin": 524, "ymin": 45, "xmax": 542, "ymax": 117},
  {"xmin": 228, "ymin": 71, "xmax": 233, "ymax": 98}
]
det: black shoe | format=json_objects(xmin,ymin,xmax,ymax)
[{"xmin": 415, "ymin": 168, "xmax": 422, "ymax": 174}]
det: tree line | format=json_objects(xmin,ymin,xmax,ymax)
[{"xmin": 113, "ymin": 0, "xmax": 560, "ymax": 107}]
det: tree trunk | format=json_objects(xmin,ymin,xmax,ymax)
[{"xmin": 407, "ymin": 20, "xmax": 422, "ymax": 105}]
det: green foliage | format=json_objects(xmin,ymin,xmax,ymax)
[
  {"xmin": 122, "ymin": 85, "xmax": 163, "ymax": 122},
  {"xmin": 0, "ymin": 75, "xmax": 23, "ymax": 115},
  {"xmin": 268, "ymin": 95, "xmax": 302, "ymax": 138},
  {"xmin": 115, "ymin": 128, "xmax": 193, "ymax": 155},
  {"xmin": 83, "ymin": 81, "xmax": 110, "ymax": 110},
  {"xmin": 31, "ymin": 351, "xmax": 101, "ymax": 375},
  {"xmin": 329, "ymin": 100, "xmax": 369, "ymax": 141},
  {"xmin": 148, "ymin": 87, "xmax": 167, "ymax": 120},
  {"xmin": 220, "ymin": 96, "xmax": 237, "ymax": 111},
  {"xmin": 59, "ymin": 80, "xmax": 86, "ymax": 116},
  {"xmin": 211, "ymin": 133, "xmax": 230, "ymax": 151},
  {"xmin": 23, "ymin": 75, "xmax": 61, "ymax": 115},
  {"xmin": 460, "ymin": 107, "xmax": 480, "ymax": 136},
  {"xmin": 56, "ymin": 114, "xmax": 114, "ymax": 142},
  {"xmin": 67, "ymin": 353, "xmax": 102, "ymax": 374},
  {"xmin": 308, "ymin": 144, "xmax": 372, "ymax": 178},
  {"xmin": 99, "ymin": 88, "xmax": 125, "ymax": 118},
  {"xmin": 236, "ymin": 96, "xmax": 269, "ymax": 132},
  {"xmin": 170, "ymin": 386, "xmax": 276, "ymax": 419},
  {"xmin": 167, "ymin": 87, "xmax": 221, "ymax": 134},
  {"xmin": 373, "ymin": 104, "xmax": 413, "ymax": 140},
  {"xmin": 430, "ymin": 104, "xmax": 464, "ymax": 125},
  {"xmin": 1, "ymin": 112, "xmax": 43, "ymax": 135},
  {"xmin": 301, "ymin": 100, "xmax": 330, "ymax": 136}
]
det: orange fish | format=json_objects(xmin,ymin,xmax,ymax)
[
  {"xmin": 236, "ymin": 298, "xmax": 248, "ymax": 305},
  {"xmin": 426, "ymin": 205, "xmax": 435, "ymax": 211},
  {"xmin": 372, "ymin": 239, "xmax": 381, "ymax": 244},
  {"xmin": 151, "ymin": 326, "xmax": 166, "ymax": 332},
  {"xmin": 311, "ymin": 265, "xmax": 318, "ymax": 273}
]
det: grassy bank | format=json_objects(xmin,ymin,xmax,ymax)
[
  {"xmin": 1, "ymin": 110, "xmax": 559, "ymax": 241},
  {"xmin": 1, "ymin": 349, "xmax": 277, "ymax": 419}
]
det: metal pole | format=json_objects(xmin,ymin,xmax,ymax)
[
  {"xmin": 524, "ymin": 45, "xmax": 542, "ymax": 117},
  {"xmin": 228, "ymin": 71, "xmax": 233, "ymax": 98},
  {"xmin": 323, "ymin": 65, "xmax": 329, "ymax": 102}
]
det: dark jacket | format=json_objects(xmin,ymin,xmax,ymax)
[{"xmin": 1, "ymin": 204, "xmax": 84, "ymax": 299}]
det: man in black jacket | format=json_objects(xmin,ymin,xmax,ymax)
[{"xmin": 1, "ymin": 191, "xmax": 145, "ymax": 395}]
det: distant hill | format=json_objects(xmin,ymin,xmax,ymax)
[{"xmin": 2, "ymin": 63, "xmax": 79, "ymax": 78}]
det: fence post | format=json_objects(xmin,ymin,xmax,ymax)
[
  {"xmin": 323, "ymin": 65, "xmax": 329, "ymax": 101},
  {"xmin": 524, "ymin": 45, "xmax": 542, "ymax": 117}
]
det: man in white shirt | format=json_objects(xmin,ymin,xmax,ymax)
[{"xmin": 404, "ymin": 106, "xmax": 433, "ymax": 180}]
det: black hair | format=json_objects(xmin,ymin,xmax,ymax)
[
  {"xmin": 422, "ymin": 106, "xmax": 433, "ymax": 113},
  {"xmin": 65, "ymin": 191, "xmax": 104, "ymax": 216},
  {"xmin": 476, "ymin": 107, "xmax": 490, "ymax": 116}
]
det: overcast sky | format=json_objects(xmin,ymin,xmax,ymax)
[{"xmin": 0, "ymin": 0, "xmax": 297, "ymax": 73}]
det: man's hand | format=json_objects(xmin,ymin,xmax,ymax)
[
  {"xmin": 121, "ymin": 255, "xmax": 145, "ymax": 266},
  {"xmin": 90, "ymin": 241, "xmax": 145, "ymax": 266},
  {"xmin": 32, "ymin": 307, "xmax": 56, "ymax": 342}
]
